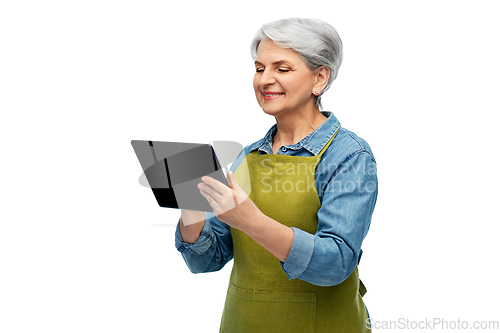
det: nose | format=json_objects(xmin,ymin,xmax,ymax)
[{"xmin": 258, "ymin": 68, "xmax": 276, "ymax": 87}]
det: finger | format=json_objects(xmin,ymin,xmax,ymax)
[
  {"xmin": 202, "ymin": 176, "xmax": 229, "ymax": 195},
  {"xmin": 200, "ymin": 184, "xmax": 234, "ymax": 215},
  {"xmin": 228, "ymin": 171, "xmax": 245, "ymax": 194},
  {"xmin": 226, "ymin": 172, "xmax": 234, "ymax": 190},
  {"xmin": 227, "ymin": 172, "xmax": 238, "ymax": 206},
  {"xmin": 198, "ymin": 182, "xmax": 222, "ymax": 204},
  {"xmin": 199, "ymin": 188, "xmax": 230, "ymax": 216},
  {"xmin": 228, "ymin": 171, "xmax": 240, "ymax": 190},
  {"xmin": 199, "ymin": 188, "xmax": 218, "ymax": 211}
]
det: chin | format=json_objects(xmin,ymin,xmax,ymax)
[
  {"xmin": 260, "ymin": 103, "xmax": 285, "ymax": 116},
  {"xmin": 261, "ymin": 107, "xmax": 282, "ymax": 117}
]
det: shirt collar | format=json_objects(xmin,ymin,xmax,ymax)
[{"xmin": 250, "ymin": 111, "xmax": 341, "ymax": 155}]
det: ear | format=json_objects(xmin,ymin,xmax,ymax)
[{"xmin": 313, "ymin": 66, "xmax": 330, "ymax": 94}]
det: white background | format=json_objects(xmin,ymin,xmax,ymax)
[{"xmin": 1, "ymin": 0, "xmax": 499, "ymax": 332}]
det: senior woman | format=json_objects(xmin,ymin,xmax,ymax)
[{"xmin": 175, "ymin": 18, "xmax": 377, "ymax": 332}]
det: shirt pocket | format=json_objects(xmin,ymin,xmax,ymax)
[{"xmin": 220, "ymin": 284, "xmax": 317, "ymax": 333}]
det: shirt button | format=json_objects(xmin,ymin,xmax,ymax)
[{"xmin": 281, "ymin": 147, "xmax": 287, "ymax": 152}]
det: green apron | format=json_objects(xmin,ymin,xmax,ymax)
[{"xmin": 220, "ymin": 131, "xmax": 370, "ymax": 332}]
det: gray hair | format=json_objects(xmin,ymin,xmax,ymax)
[{"xmin": 250, "ymin": 18, "xmax": 343, "ymax": 109}]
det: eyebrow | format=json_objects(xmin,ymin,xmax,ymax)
[{"xmin": 254, "ymin": 59, "xmax": 293, "ymax": 67}]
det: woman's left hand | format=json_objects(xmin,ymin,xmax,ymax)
[{"xmin": 198, "ymin": 171, "xmax": 261, "ymax": 230}]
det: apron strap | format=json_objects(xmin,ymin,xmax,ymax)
[{"xmin": 317, "ymin": 126, "xmax": 341, "ymax": 156}]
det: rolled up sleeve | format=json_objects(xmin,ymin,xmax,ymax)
[
  {"xmin": 175, "ymin": 213, "xmax": 234, "ymax": 273},
  {"xmin": 280, "ymin": 228, "xmax": 314, "ymax": 279},
  {"xmin": 281, "ymin": 151, "xmax": 377, "ymax": 286}
]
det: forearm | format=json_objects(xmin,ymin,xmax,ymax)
[
  {"xmin": 179, "ymin": 210, "xmax": 206, "ymax": 244},
  {"xmin": 238, "ymin": 211, "xmax": 294, "ymax": 262}
]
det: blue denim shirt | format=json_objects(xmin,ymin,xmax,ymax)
[{"xmin": 175, "ymin": 111, "xmax": 378, "ymax": 287}]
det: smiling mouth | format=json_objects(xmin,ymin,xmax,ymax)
[
  {"xmin": 262, "ymin": 92, "xmax": 284, "ymax": 100},
  {"xmin": 263, "ymin": 92, "xmax": 284, "ymax": 97}
]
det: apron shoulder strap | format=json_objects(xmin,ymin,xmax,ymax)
[
  {"xmin": 317, "ymin": 126, "xmax": 341, "ymax": 157},
  {"xmin": 250, "ymin": 126, "xmax": 340, "ymax": 157}
]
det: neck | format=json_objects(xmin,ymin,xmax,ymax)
[{"xmin": 273, "ymin": 105, "xmax": 327, "ymax": 148}]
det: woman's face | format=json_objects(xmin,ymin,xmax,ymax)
[{"xmin": 253, "ymin": 39, "xmax": 318, "ymax": 117}]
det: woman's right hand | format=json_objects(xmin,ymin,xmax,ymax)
[{"xmin": 179, "ymin": 210, "xmax": 206, "ymax": 244}]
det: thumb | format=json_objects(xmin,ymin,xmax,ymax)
[
  {"xmin": 228, "ymin": 171, "xmax": 250, "ymax": 205},
  {"xmin": 227, "ymin": 171, "xmax": 241, "ymax": 191}
]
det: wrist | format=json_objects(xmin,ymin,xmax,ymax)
[
  {"xmin": 181, "ymin": 210, "xmax": 206, "ymax": 226},
  {"xmin": 242, "ymin": 210, "xmax": 268, "ymax": 240}
]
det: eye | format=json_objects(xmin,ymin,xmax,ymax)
[
  {"xmin": 255, "ymin": 68, "xmax": 264, "ymax": 73},
  {"xmin": 278, "ymin": 68, "xmax": 291, "ymax": 73}
]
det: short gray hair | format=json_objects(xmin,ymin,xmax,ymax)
[{"xmin": 251, "ymin": 18, "xmax": 343, "ymax": 109}]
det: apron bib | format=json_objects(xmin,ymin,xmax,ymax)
[{"xmin": 220, "ymin": 130, "xmax": 370, "ymax": 332}]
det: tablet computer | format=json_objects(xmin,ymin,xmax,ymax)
[{"xmin": 131, "ymin": 140, "xmax": 230, "ymax": 213}]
